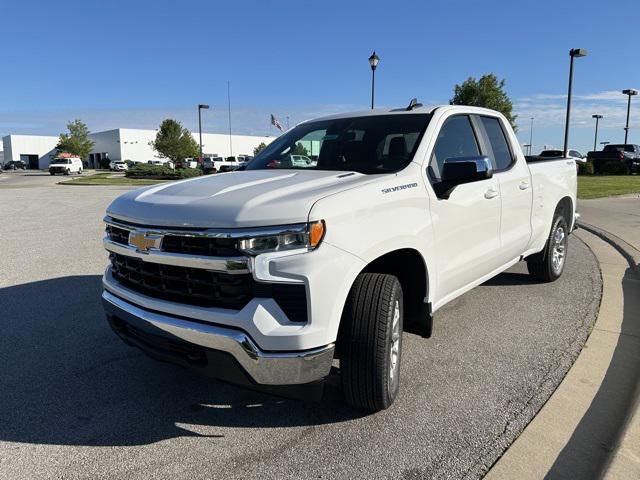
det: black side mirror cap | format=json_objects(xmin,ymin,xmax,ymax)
[{"xmin": 436, "ymin": 156, "xmax": 493, "ymax": 199}]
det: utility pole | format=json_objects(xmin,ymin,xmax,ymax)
[{"xmin": 227, "ymin": 81, "xmax": 233, "ymax": 157}]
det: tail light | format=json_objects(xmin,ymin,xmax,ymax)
[{"xmin": 619, "ymin": 152, "xmax": 624, "ymax": 161}]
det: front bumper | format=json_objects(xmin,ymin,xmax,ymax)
[{"xmin": 102, "ymin": 289, "xmax": 335, "ymax": 386}]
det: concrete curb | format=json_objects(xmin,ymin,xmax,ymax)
[
  {"xmin": 486, "ymin": 228, "xmax": 640, "ymax": 479},
  {"xmin": 577, "ymin": 221, "xmax": 640, "ymax": 276}
]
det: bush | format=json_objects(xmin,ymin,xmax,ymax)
[
  {"xmin": 577, "ymin": 161, "xmax": 594, "ymax": 176},
  {"xmin": 600, "ymin": 161, "xmax": 629, "ymax": 176},
  {"xmin": 125, "ymin": 163, "xmax": 203, "ymax": 179}
]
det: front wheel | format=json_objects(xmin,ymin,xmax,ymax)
[
  {"xmin": 527, "ymin": 214, "xmax": 568, "ymax": 282},
  {"xmin": 339, "ymin": 273, "xmax": 403, "ymax": 411}
]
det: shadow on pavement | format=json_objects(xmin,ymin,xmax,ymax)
[
  {"xmin": 0, "ymin": 276, "xmax": 366, "ymax": 447},
  {"xmin": 546, "ymin": 263, "xmax": 640, "ymax": 479},
  {"xmin": 483, "ymin": 271, "xmax": 539, "ymax": 286}
]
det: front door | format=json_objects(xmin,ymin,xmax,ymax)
[{"xmin": 426, "ymin": 115, "xmax": 503, "ymax": 303}]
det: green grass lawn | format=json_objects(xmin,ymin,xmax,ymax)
[
  {"xmin": 578, "ymin": 175, "xmax": 640, "ymax": 199},
  {"xmin": 58, "ymin": 173, "xmax": 167, "ymax": 186}
]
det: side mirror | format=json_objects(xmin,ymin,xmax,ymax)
[{"xmin": 436, "ymin": 156, "xmax": 493, "ymax": 198}]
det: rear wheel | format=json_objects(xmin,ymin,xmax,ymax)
[
  {"xmin": 339, "ymin": 273, "xmax": 403, "ymax": 411},
  {"xmin": 527, "ymin": 213, "xmax": 568, "ymax": 282}
]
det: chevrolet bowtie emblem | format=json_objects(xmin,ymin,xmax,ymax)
[{"xmin": 128, "ymin": 231, "xmax": 162, "ymax": 252}]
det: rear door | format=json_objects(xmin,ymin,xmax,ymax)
[
  {"xmin": 426, "ymin": 114, "xmax": 502, "ymax": 301},
  {"xmin": 475, "ymin": 115, "xmax": 532, "ymax": 261}
]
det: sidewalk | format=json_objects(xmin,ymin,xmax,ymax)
[
  {"xmin": 579, "ymin": 196, "xmax": 640, "ymax": 253},
  {"xmin": 487, "ymin": 197, "xmax": 640, "ymax": 479}
]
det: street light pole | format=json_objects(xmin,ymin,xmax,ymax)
[
  {"xmin": 591, "ymin": 114, "xmax": 603, "ymax": 151},
  {"xmin": 529, "ymin": 117, "xmax": 534, "ymax": 155},
  {"xmin": 198, "ymin": 104, "xmax": 209, "ymax": 161},
  {"xmin": 622, "ymin": 89, "xmax": 638, "ymax": 144},
  {"xmin": 563, "ymin": 48, "xmax": 587, "ymax": 158},
  {"xmin": 368, "ymin": 51, "xmax": 380, "ymax": 110}
]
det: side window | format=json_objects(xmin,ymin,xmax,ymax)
[
  {"xmin": 429, "ymin": 115, "xmax": 479, "ymax": 181},
  {"xmin": 480, "ymin": 116, "xmax": 513, "ymax": 171}
]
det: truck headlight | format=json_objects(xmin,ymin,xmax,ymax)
[{"xmin": 238, "ymin": 220, "xmax": 325, "ymax": 255}]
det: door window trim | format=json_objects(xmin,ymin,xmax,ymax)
[
  {"xmin": 427, "ymin": 114, "xmax": 484, "ymax": 184},
  {"xmin": 473, "ymin": 114, "xmax": 516, "ymax": 173}
]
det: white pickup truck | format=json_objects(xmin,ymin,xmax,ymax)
[{"xmin": 102, "ymin": 104, "xmax": 577, "ymax": 410}]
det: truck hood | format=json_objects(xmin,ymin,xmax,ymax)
[{"xmin": 106, "ymin": 169, "xmax": 376, "ymax": 228}]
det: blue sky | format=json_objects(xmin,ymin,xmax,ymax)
[{"xmin": 1, "ymin": 0, "xmax": 639, "ymax": 153}]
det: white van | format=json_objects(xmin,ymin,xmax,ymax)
[{"xmin": 49, "ymin": 157, "xmax": 83, "ymax": 175}]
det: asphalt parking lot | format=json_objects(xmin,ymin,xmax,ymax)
[{"xmin": 0, "ymin": 173, "xmax": 602, "ymax": 480}]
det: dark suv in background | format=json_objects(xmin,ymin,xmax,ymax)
[{"xmin": 3, "ymin": 160, "xmax": 27, "ymax": 170}]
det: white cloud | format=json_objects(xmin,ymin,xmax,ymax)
[
  {"xmin": 514, "ymin": 90, "xmax": 640, "ymax": 130},
  {"xmin": 0, "ymin": 103, "xmax": 360, "ymax": 138}
]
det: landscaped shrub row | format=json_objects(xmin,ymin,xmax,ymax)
[
  {"xmin": 577, "ymin": 161, "xmax": 594, "ymax": 176},
  {"xmin": 600, "ymin": 161, "xmax": 629, "ymax": 175},
  {"xmin": 577, "ymin": 160, "xmax": 630, "ymax": 176},
  {"xmin": 125, "ymin": 163, "xmax": 202, "ymax": 179}
]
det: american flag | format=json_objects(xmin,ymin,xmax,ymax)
[{"xmin": 270, "ymin": 114, "xmax": 284, "ymax": 131}]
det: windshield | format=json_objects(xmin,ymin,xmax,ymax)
[
  {"xmin": 53, "ymin": 159, "xmax": 70, "ymax": 164},
  {"xmin": 246, "ymin": 114, "xmax": 431, "ymax": 174}
]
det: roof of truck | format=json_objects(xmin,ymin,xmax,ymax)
[{"xmin": 310, "ymin": 104, "xmax": 504, "ymax": 122}]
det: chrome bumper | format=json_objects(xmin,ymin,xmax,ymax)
[{"xmin": 102, "ymin": 290, "xmax": 334, "ymax": 385}]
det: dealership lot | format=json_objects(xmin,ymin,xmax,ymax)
[{"xmin": 0, "ymin": 175, "xmax": 601, "ymax": 479}]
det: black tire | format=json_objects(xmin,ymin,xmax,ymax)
[
  {"xmin": 527, "ymin": 213, "xmax": 568, "ymax": 282},
  {"xmin": 64, "ymin": 169, "xmax": 70, "ymax": 175},
  {"xmin": 340, "ymin": 273, "xmax": 403, "ymax": 411},
  {"xmin": 49, "ymin": 172, "xmax": 54, "ymax": 176}
]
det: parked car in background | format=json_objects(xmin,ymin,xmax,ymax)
[
  {"xmin": 147, "ymin": 159, "xmax": 174, "ymax": 169},
  {"xmin": 4, "ymin": 160, "xmax": 27, "ymax": 170},
  {"xmin": 202, "ymin": 156, "xmax": 247, "ymax": 173},
  {"xmin": 101, "ymin": 104, "xmax": 577, "ymax": 411},
  {"xmin": 184, "ymin": 159, "xmax": 199, "ymax": 169},
  {"xmin": 587, "ymin": 144, "xmax": 640, "ymax": 174},
  {"xmin": 109, "ymin": 161, "xmax": 129, "ymax": 172},
  {"xmin": 538, "ymin": 149, "xmax": 586, "ymax": 162},
  {"xmin": 289, "ymin": 155, "xmax": 317, "ymax": 167},
  {"xmin": 49, "ymin": 157, "xmax": 83, "ymax": 175}
]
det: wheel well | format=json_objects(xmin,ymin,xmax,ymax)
[
  {"xmin": 557, "ymin": 196, "xmax": 574, "ymax": 228},
  {"xmin": 360, "ymin": 248, "xmax": 432, "ymax": 337}
]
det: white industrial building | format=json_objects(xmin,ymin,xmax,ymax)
[
  {"xmin": 2, "ymin": 134, "xmax": 59, "ymax": 169},
  {"xmin": 2, "ymin": 129, "xmax": 275, "ymax": 169}
]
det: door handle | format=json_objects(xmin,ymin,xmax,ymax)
[
  {"xmin": 484, "ymin": 188, "xmax": 499, "ymax": 199},
  {"xmin": 519, "ymin": 181, "xmax": 530, "ymax": 190}
]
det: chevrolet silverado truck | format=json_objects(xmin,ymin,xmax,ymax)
[{"xmin": 102, "ymin": 104, "xmax": 577, "ymax": 411}]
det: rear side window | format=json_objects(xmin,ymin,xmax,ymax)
[
  {"xmin": 429, "ymin": 115, "xmax": 479, "ymax": 180},
  {"xmin": 480, "ymin": 116, "xmax": 513, "ymax": 171}
]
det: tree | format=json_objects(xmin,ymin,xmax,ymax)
[
  {"xmin": 150, "ymin": 119, "xmax": 199, "ymax": 163},
  {"xmin": 291, "ymin": 142, "xmax": 309, "ymax": 156},
  {"xmin": 450, "ymin": 74, "xmax": 517, "ymax": 131},
  {"xmin": 56, "ymin": 119, "xmax": 95, "ymax": 159},
  {"xmin": 253, "ymin": 142, "xmax": 267, "ymax": 155}
]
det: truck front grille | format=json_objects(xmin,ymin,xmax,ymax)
[
  {"xmin": 106, "ymin": 225, "xmax": 242, "ymax": 257},
  {"xmin": 109, "ymin": 253, "xmax": 307, "ymax": 322},
  {"xmin": 106, "ymin": 225, "xmax": 129, "ymax": 245},
  {"xmin": 162, "ymin": 235, "xmax": 240, "ymax": 257}
]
